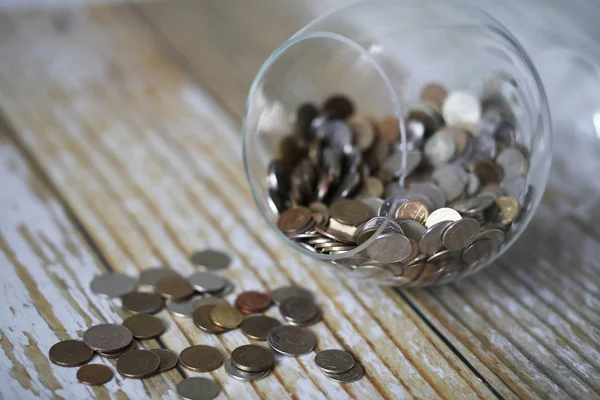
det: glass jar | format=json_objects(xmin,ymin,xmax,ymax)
[{"xmin": 242, "ymin": 0, "xmax": 552, "ymax": 286}]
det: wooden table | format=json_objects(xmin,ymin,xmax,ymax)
[{"xmin": 0, "ymin": 2, "xmax": 599, "ymax": 399}]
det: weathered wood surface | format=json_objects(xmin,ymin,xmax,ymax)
[{"xmin": 0, "ymin": 3, "xmax": 598, "ymax": 399}]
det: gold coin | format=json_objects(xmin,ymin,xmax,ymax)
[
  {"xmin": 395, "ymin": 200, "xmax": 429, "ymax": 224},
  {"xmin": 209, "ymin": 306, "xmax": 243, "ymax": 329},
  {"xmin": 496, "ymin": 196, "xmax": 519, "ymax": 225}
]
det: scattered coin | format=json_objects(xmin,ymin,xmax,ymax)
[
  {"xmin": 155, "ymin": 276, "xmax": 195, "ymax": 301},
  {"xmin": 121, "ymin": 292, "xmax": 164, "ymax": 314},
  {"xmin": 279, "ymin": 296, "xmax": 319, "ymax": 325},
  {"xmin": 192, "ymin": 296, "xmax": 229, "ymax": 309},
  {"xmin": 151, "ymin": 349, "xmax": 178, "ymax": 373},
  {"xmin": 179, "ymin": 345, "xmax": 223, "ymax": 372},
  {"xmin": 268, "ymin": 325, "xmax": 317, "ymax": 357},
  {"xmin": 177, "ymin": 377, "xmax": 220, "ymax": 400},
  {"xmin": 122, "ymin": 314, "xmax": 164, "ymax": 340},
  {"xmin": 231, "ymin": 345, "xmax": 274, "ymax": 372},
  {"xmin": 323, "ymin": 362, "xmax": 364, "ymax": 383},
  {"xmin": 224, "ymin": 357, "xmax": 270, "ymax": 381},
  {"xmin": 314, "ymin": 350, "xmax": 355, "ymax": 374},
  {"xmin": 83, "ymin": 324, "xmax": 133, "ymax": 353},
  {"xmin": 90, "ymin": 273, "xmax": 137, "ymax": 298},
  {"xmin": 271, "ymin": 286, "xmax": 314, "ymax": 305},
  {"xmin": 189, "ymin": 249, "xmax": 231, "ymax": 270},
  {"xmin": 192, "ymin": 305, "xmax": 229, "ymax": 334},
  {"xmin": 96, "ymin": 340, "xmax": 137, "ymax": 359},
  {"xmin": 188, "ymin": 271, "xmax": 227, "ymax": 294},
  {"xmin": 77, "ymin": 364, "xmax": 113, "ymax": 385},
  {"xmin": 49, "ymin": 340, "xmax": 94, "ymax": 367},
  {"xmin": 167, "ymin": 296, "xmax": 204, "ymax": 318},
  {"xmin": 240, "ymin": 315, "xmax": 281, "ymax": 341},
  {"xmin": 235, "ymin": 291, "xmax": 272, "ymax": 314},
  {"xmin": 139, "ymin": 268, "xmax": 180, "ymax": 289},
  {"xmin": 210, "ymin": 306, "xmax": 243, "ymax": 329},
  {"xmin": 116, "ymin": 349, "xmax": 160, "ymax": 379}
]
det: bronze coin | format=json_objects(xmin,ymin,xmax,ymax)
[
  {"xmin": 420, "ymin": 83, "xmax": 448, "ymax": 109},
  {"xmin": 234, "ymin": 291, "xmax": 272, "ymax": 314},
  {"xmin": 155, "ymin": 276, "xmax": 195, "ymax": 301},
  {"xmin": 231, "ymin": 345, "xmax": 274, "ymax": 372},
  {"xmin": 97, "ymin": 340, "xmax": 138, "ymax": 359},
  {"xmin": 322, "ymin": 94, "xmax": 354, "ymax": 120},
  {"xmin": 192, "ymin": 305, "xmax": 229, "ymax": 334},
  {"xmin": 395, "ymin": 200, "xmax": 429, "ymax": 224},
  {"xmin": 474, "ymin": 158, "xmax": 504, "ymax": 184},
  {"xmin": 49, "ymin": 339, "xmax": 94, "ymax": 367},
  {"xmin": 278, "ymin": 135, "xmax": 307, "ymax": 168},
  {"xmin": 376, "ymin": 116, "xmax": 401, "ymax": 143},
  {"xmin": 179, "ymin": 345, "xmax": 223, "ymax": 372},
  {"xmin": 403, "ymin": 263, "xmax": 425, "ymax": 280},
  {"xmin": 209, "ymin": 306, "xmax": 243, "ymax": 329},
  {"xmin": 150, "ymin": 349, "xmax": 179, "ymax": 373},
  {"xmin": 240, "ymin": 315, "xmax": 281, "ymax": 341},
  {"xmin": 122, "ymin": 292, "xmax": 165, "ymax": 314},
  {"xmin": 276, "ymin": 206, "xmax": 313, "ymax": 234},
  {"xmin": 330, "ymin": 199, "xmax": 372, "ymax": 226},
  {"xmin": 116, "ymin": 349, "xmax": 160, "ymax": 379},
  {"xmin": 77, "ymin": 364, "xmax": 113, "ymax": 385},
  {"xmin": 122, "ymin": 314, "xmax": 164, "ymax": 340}
]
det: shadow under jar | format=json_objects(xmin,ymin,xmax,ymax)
[{"xmin": 243, "ymin": 0, "xmax": 551, "ymax": 287}]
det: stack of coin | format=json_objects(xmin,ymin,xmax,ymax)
[
  {"xmin": 269, "ymin": 81, "xmax": 532, "ymax": 285},
  {"xmin": 225, "ymin": 344, "xmax": 274, "ymax": 382},
  {"xmin": 314, "ymin": 349, "xmax": 363, "ymax": 383}
]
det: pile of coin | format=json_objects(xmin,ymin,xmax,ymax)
[
  {"xmin": 314, "ymin": 349, "xmax": 363, "ymax": 383},
  {"xmin": 269, "ymin": 80, "xmax": 532, "ymax": 285}
]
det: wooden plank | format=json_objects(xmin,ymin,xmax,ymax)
[{"xmin": 0, "ymin": 5, "xmax": 504, "ymax": 399}]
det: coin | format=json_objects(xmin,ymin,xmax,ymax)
[
  {"xmin": 139, "ymin": 268, "xmax": 180, "ymax": 289},
  {"xmin": 116, "ymin": 349, "xmax": 160, "ymax": 378},
  {"xmin": 421, "ymin": 83, "xmax": 447, "ymax": 109},
  {"xmin": 432, "ymin": 165, "xmax": 467, "ymax": 202},
  {"xmin": 475, "ymin": 228, "xmax": 505, "ymax": 249},
  {"xmin": 496, "ymin": 147, "xmax": 527, "ymax": 178},
  {"xmin": 381, "ymin": 150, "xmax": 423, "ymax": 177},
  {"xmin": 240, "ymin": 315, "xmax": 281, "ymax": 341},
  {"xmin": 351, "ymin": 263, "xmax": 394, "ymax": 281},
  {"xmin": 231, "ymin": 344, "xmax": 274, "ymax": 372},
  {"xmin": 474, "ymin": 158, "xmax": 504, "ymax": 184},
  {"xmin": 279, "ymin": 296, "xmax": 319, "ymax": 324},
  {"xmin": 76, "ymin": 364, "xmax": 113, "ymax": 385},
  {"xmin": 395, "ymin": 220, "xmax": 426, "ymax": 242},
  {"xmin": 323, "ymin": 362, "xmax": 364, "ymax": 383},
  {"xmin": 167, "ymin": 296, "xmax": 203, "ymax": 318},
  {"xmin": 409, "ymin": 182, "xmax": 446, "ymax": 210},
  {"xmin": 296, "ymin": 103, "xmax": 319, "ymax": 142},
  {"xmin": 188, "ymin": 271, "xmax": 227, "ymax": 294},
  {"xmin": 122, "ymin": 314, "xmax": 164, "ymax": 340},
  {"xmin": 121, "ymin": 292, "xmax": 164, "ymax": 314},
  {"xmin": 90, "ymin": 273, "xmax": 137, "ymax": 298},
  {"xmin": 330, "ymin": 199, "xmax": 372, "ymax": 226},
  {"xmin": 496, "ymin": 196, "xmax": 520, "ymax": 225},
  {"xmin": 323, "ymin": 94, "xmax": 354, "ymax": 120},
  {"xmin": 462, "ymin": 239, "xmax": 495, "ymax": 265},
  {"xmin": 349, "ymin": 115, "xmax": 376, "ymax": 151},
  {"xmin": 150, "ymin": 349, "xmax": 178, "ymax": 373},
  {"xmin": 189, "ymin": 249, "xmax": 231, "ymax": 270},
  {"xmin": 209, "ymin": 305, "xmax": 243, "ymax": 329},
  {"xmin": 356, "ymin": 177, "xmax": 384, "ymax": 199},
  {"xmin": 267, "ymin": 325, "xmax": 316, "ymax": 357},
  {"xmin": 179, "ymin": 345, "xmax": 223, "ymax": 372},
  {"xmin": 277, "ymin": 206, "xmax": 313, "ymax": 233},
  {"xmin": 224, "ymin": 357, "xmax": 270, "ymax": 381},
  {"xmin": 425, "ymin": 208, "xmax": 462, "ymax": 228},
  {"xmin": 192, "ymin": 296, "xmax": 229, "ymax": 309},
  {"xmin": 314, "ymin": 350, "xmax": 355, "ymax": 374},
  {"xmin": 365, "ymin": 232, "xmax": 413, "ymax": 263},
  {"xmin": 177, "ymin": 377, "xmax": 220, "ymax": 400},
  {"xmin": 49, "ymin": 339, "xmax": 94, "ymax": 367},
  {"xmin": 234, "ymin": 291, "xmax": 272, "ymax": 314},
  {"xmin": 424, "ymin": 130, "xmax": 456, "ymax": 166},
  {"xmin": 97, "ymin": 340, "xmax": 137, "ymax": 359},
  {"xmin": 376, "ymin": 116, "xmax": 401, "ymax": 143},
  {"xmin": 442, "ymin": 90, "xmax": 481, "ymax": 126},
  {"xmin": 442, "ymin": 218, "xmax": 480, "ymax": 251},
  {"xmin": 83, "ymin": 324, "xmax": 133, "ymax": 353},
  {"xmin": 192, "ymin": 305, "xmax": 229, "ymax": 334},
  {"xmin": 270, "ymin": 286, "xmax": 313, "ymax": 305},
  {"xmin": 395, "ymin": 200, "xmax": 429, "ymax": 224},
  {"xmin": 155, "ymin": 276, "xmax": 195, "ymax": 301}
]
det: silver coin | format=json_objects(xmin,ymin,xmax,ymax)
[
  {"xmin": 279, "ymin": 296, "xmax": 319, "ymax": 324},
  {"xmin": 384, "ymin": 182, "xmax": 411, "ymax": 199},
  {"xmin": 442, "ymin": 90, "xmax": 481, "ymax": 126},
  {"xmin": 139, "ymin": 268, "xmax": 180, "ymax": 289},
  {"xmin": 451, "ymin": 197, "xmax": 483, "ymax": 215},
  {"xmin": 224, "ymin": 357, "xmax": 270, "ymax": 382},
  {"xmin": 192, "ymin": 296, "xmax": 229, "ymax": 309},
  {"xmin": 419, "ymin": 220, "xmax": 453, "ymax": 255},
  {"xmin": 493, "ymin": 121, "xmax": 517, "ymax": 148},
  {"xmin": 267, "ymin": 325, "xmax": 316, "ymax": 356},
  {"xmin": 432, "ymin": 165, "xmax": 467, "ymax": 202},
  {"xmin": 409, "ymin": 182, "xmax": 446, "ymax": 210},
  {"xmin": 500, "ymin": 175, "xmax": 527, "ymax": 201},
  {"xmin": 188, "ymin": 271, "xmax": 227, "ymax": 294},
  {"xmin": 167, "ymin": 296, "xmax": 204, "ymax": 318},
  {"xmin": 90, "ymin": 273, "xmax": 137, "ymax": 298},
  {"xmin": 359, "ymin": 197, "xmax": 385, "ymax": 216},
  {"xmin": 363, "ymin": 216, "xmax": 403, "ymax": 233},
  {"xmin": 465, "ymin": 173, "xmax": 480, "ymax": 196},
  {"xmin": 475, "ymin": 228, "xmax": 505, "ymax": 249},
  {"xmin": 496, "ymin": 147, "xmax": 527, "ymax": 178},
  {"xmin": 365, "ymin": 232, "xmax": 413, "ymax": 263},
  {"xmin": 349, "ymin": 115, "xmax": 376, "ymax": 151},
  {"xmin": 378, "ymin": 196, "xmax": 409, "ymax": 217},
  {"xmin": 271, "ymin": 285, "xmax": 313, "ymax": 305},
  {"xmin": 314, "ymin": 350, "xmax": 355, "ymax": 374},
  {"xmin": 381, "ymin": 150, "xmax": 422, "ymax": 177},
  {"xmin": 213, "ymin": 280, "xmax": 235, "ymax": 297},
  {"xmin": 427, "ymin": 249, "xmax": 460, "ymax": 264},
  {"xmin": 331, "ymin": 171, "xmax": 361, "ymax": 200},
  {"xmin": 323, "ymin": 362, "xmax": 364, "ymax": 383},
  {"xmin": 351, "ymin": 263, "xmax": 394, "ymax": 281},
  {"xmin": 424, "ymin": 131, "xmax": 456, "ymax": 166},
  {"xmin": 396, "ymin": 219, "xmax": 426, "ymax": 242},
  {"xmin": 462, "ymin": 239, "xmax": 495, "ymax": 265},
  {"xmin": 286, "ymin": 312, "xmax": 322, "ymax": 327},
  {"xmin": 177, "ymin": 377, "xmax": 220, "ymax": 400},
  {"xmin": 189, "ymin": 249, "xmax": 231, "ymax": 270},
  {"xmin": 442, "ymin": 218, "xmax": 480, "ymax": 251},
  {"xmin": 425, "ymin": 208, "xmax": 462, "ymax": 228},
  {"xmin": 319, "ymin": 120, "xmax": 353, "ymax": 153},
  {"xmin": 470, "ymin": 133, "xmax": 498, "ymax": 161}
]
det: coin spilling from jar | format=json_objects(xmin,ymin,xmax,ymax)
[{"xmin": 269, "ymin": 82, "xmax": 532, "ymax": 285}]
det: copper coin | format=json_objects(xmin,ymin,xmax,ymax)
[
  {"xmin": 155, "ymin": 275, "xmax": 195, "ymax": 301},
  {"xmin": 234, "ymin": 291, "xmax": 272, "ymax": 314},
  {"xmin": 122, "ymin": 292, "xmax": 165, "ymax": 314},
  {"xmin": 49, "ymin": 340, "xmax": 94, "ymax": 367},
  {"xmin": 474, "ymin": 158, "xmax": 504, "ymax": 184},
  {"xmin": 231, "ymin": 345, "xmax": 274, "ymax": 372},
  {"xmin": 77, "ymin": 364, "xmax": 113, "ymax": 385},
  {"xmin": 209, "ymin": 306, "xmax": 243, "ymax": 329},
  {"xmin": 150, "ymin": 349, "xmax": 179, "ymax": 372},
  {"xmin": 322, "ymin": 94, "xmax": 354, "ymax": 120},
  {"xmin": 122, "ymin": 314, "xmax": 164, "ymax": 340},
  {"xmin": 116, "ymin": 349, "xmax": 160, "ymax": 378},
  {"xmin": 376, "ymin": 116, "xmax": 401, "ymax": 143},
  {"xmin": 421, "ymin": 83, "xmax": 448, "ymax": 109},
  {"xmin": 395, "ymin": 200, "xmax": 429, "ymax": 224},
  {"xmin": 192, "ymin": 305, "xmax": 229, "ymax": 334},
  {"xmin": 179, "ymin": 345, "xmax": 223, "ymax": 372},
  {"xmin": 97, "ymin": 340, "xmax": 137, "ymax": 359},
  {"xmin": 277, "ymin": 206, "xmax": 313, "ymax": 233},
  {"xmin": 330, "ymin": 199, "xmax": 372, "ymax": 226},
  {"xmin": 240, "ymin": 315, "xmax": 281, "ymax": 341},
  {"xmin": 83, "ymin": 324, "xmax": 133, "ymax": 353}
]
